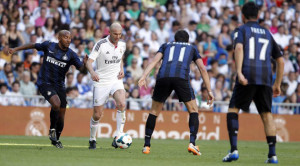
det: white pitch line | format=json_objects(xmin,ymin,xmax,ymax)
[{"xmin": 0, "ymin": 143, "xmax": 88, "ymax": 148}]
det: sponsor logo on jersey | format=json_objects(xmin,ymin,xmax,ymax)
[
  {"xmin": 62, "ymin": 54, "xmax": 68, "ymax": 60},
  {"xmin": 105, "ymin": 59, "xmax": 121, "ymax": 64},
  {"xmin": 106, "ymin": 51, "xmax": 110, "ymax": 54},
  {"xmin": 46, "ymin": 56, "xmax": 67, "ymax": 67},
  {"xmin": 49, "ymin": 50, "xmax": 54, "ymax": 54},
  {"xmin": 105, "ymin": 56, "xmax": 121, "ymax": 64}
]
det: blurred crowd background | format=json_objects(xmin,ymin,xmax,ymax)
[{"xmin": 0, "ymin": 0, "xmax": 299, "ymax": 114}]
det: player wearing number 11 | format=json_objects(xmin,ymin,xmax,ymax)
[
  {"xmin": 222, "ymin": 2, "xmax": 284, "ymax": 164},
  {"xmin": 138, "ymin": 30, "xmax": 214, "ymax": 155}
]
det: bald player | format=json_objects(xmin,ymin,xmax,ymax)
[
  {"xmin": 9, "ymin": 30, "xmax": 87, "ymax": 148},
  {"xmin": 86, "ymin": 22, "xmax": 127, "ymax": 149}
]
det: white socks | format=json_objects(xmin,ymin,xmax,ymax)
[
  {"xmin": 116, "ymin": 110, "xmax": 126, "ymax": 136},
  {"xmin": 89, "ymin": 117, "xmax": 99, "ymax": 141}
]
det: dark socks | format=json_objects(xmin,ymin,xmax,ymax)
[
  {"xmin": 50, "ymin": 108, "xmax": 59, "ymax": 129},
  {"xmin": 227, "ymin": 112, "xmax": 239, "ymax": 152},
  {"xmin": 189, "ymin": 112, "xmax": 199, "ymax": 146},
  {"xmin": 56, "ymin": 117, "xmax": 64, "ymax": 140},
  {"xmin": 144, "ymin": 114, "xmax": 157, "ymax": 147},
  {"xmin": 267, "ymin": 136, "xmax": 276, "ymax": 158}
]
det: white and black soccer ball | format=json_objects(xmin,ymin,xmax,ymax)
[{"xmin": 115, "ymin": 133, "xmax": 132, "ymax": 149}]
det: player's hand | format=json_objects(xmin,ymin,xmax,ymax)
[
  {"xmin": 238, "ymin": 73, "xmax": 248, "ymax": 86},
  {"xmin": 91, "ymin": 72, "xmax": 100, "ymax": 82},
  {"xmin": 138, "ymin": 77, "xmax": 147, "ymax": 89},
  {"xmin": 207, "ymin": 91, "xmax": 214, "ymax": 107},
  {"xmin": 118, "ymin": 70, "xmax": 124, "ymax": 79},
  {"xmin": 272, "ymin": 84, "xmax": 281, "ymax": 97},
  {"xmin": 8, "ymin": 48, "xmax": 15, "ymax": 55}
]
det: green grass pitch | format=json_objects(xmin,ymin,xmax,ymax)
[{"xmin": 0, "ymin": 136, "xmax": 299, "ymax": 166}]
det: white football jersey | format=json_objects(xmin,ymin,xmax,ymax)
[{"xmin": 89, "ymin": 36, "xmax": 126, "ymax": 86}]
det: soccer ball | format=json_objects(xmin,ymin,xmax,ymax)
[{"xmin": 115, "ymin": 133, "xmax": 132, "ymax": 149}]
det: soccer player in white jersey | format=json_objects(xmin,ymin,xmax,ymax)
[{"xmin": 86, "ymin": 22, "xmax": 127, "ymax": 149}]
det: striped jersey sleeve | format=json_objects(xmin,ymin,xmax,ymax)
[{"xmin": 89, "ymin": 39, "xmax": 107, "ymax": 60}]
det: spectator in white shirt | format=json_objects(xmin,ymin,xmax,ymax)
[
  {"xmin": 17, "ymin": 14, "xmax": 31, "ymax": 32},
  {"xmin": 20, "ymin": 71, "xmax": 36, "ymax": 96},
  {"xmin": 184, "ymin": 21, "xmax": 197, "ymax": 44},
  {"xmin": 128, "ymin": 87, "xmax": 142, "ymax": 111},
  {"xmin": 0, "ymin": 83, "xmax": 10, "ymax": 106},
  {"xmin": 273, "ymin": 25, "xmax": 290, "ymax": 49},
  {"xmin": 285, "ymin": 72, "xmax": 298, "ymax": 97},
  {"xmin": 290, "ymin": 26, "xmax": 299, "ymax": 44},
  {"xmin": 283, "ymin": 50, "xmax": 295, "ymax": 78},
  {"xmin": 138, "ymin": 21, "xmax": 152, "ymax": 45},
  {"xmin": 9, "ymin": 81, "xmax": 25, "ymax": 106},
  {"xmin": 148, "ymin": 32, "xmax": 160, "ymax": 53},
  {"xmin": 155, "ymin": 19, "xmax": 169, "ymax": 45}
]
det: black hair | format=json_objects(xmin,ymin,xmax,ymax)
[
  {"xmin": 0, "ymin": 83, "xmax": 8, "ymax": 88},
  {"xmin": 174, "ymin": 30, "xmax": 189, "ymax": 42},
  {"xmin": 172, "ymin": 20, "xmax": 180, "ymax": 27},
  {"xmin": 12, "ymin": 80, "xmax": 20, "ymax": 87},
  {"xmin": 30, "ymin": 62, "xmax": 40, "ymax": 70},
  {"xmin": 242, "ymin": 2, "xmax": 259, "ymax": 20}
]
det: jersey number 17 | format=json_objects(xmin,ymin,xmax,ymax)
[{"xmin": 249, "ymin": 37, "xmax": 269, "ymax": 61}]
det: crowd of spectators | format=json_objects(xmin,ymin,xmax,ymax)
[{"xmin": 0, "ymin": 0, "xmax": 299, "ymax": 114}]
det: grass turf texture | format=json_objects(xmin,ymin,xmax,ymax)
[{"xmin": 0, "ymin": 136, "xmax": 299, "ymax": 166}]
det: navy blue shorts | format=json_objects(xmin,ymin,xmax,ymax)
[
  {"xmin": 38, "ymin": 84, "xmax": 67, "ymax": 108},
  {"xmin": 152, "ymin": 77, "xmax": 195, "ymax": 103},
  {"xmin": 229, "ymin": 84, "xmax": 272, "ymax": 113}
]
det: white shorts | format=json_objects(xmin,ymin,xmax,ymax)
[{"xmin": 93, "ymin": 80, "xmax": 124, "ymax": 106}]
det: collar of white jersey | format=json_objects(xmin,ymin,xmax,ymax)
[{"xmin": 106, "ymin": 35, "xmax": 119, "ymax": 48}]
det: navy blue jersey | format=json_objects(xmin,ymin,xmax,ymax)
[
  {"xmin": 35, "ymin": 41, "xmax": 83, "ymax": 88},
  {"xmin": 156, "ymin": 42, "xmax": 201, "ymax": 80},
  {"xmin": 233, "ymin": 21, "xmax": 282, "ymax": 87}
]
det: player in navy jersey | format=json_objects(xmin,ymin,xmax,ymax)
[
  {"xmin": 9, "ymin": 30, "xmax": 87, "ymax": 148},
  {"xmin": 222, "ymin": 2, "xmax": 284, "ymax": 164},
  {"xmin": 138, "ymin": 30, "xmax": 214, "ymax": 155}
]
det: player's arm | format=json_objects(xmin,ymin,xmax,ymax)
[
  {"xmin": 273, "ymin": 57, "xmax": 284, "ymax": 97},
  {"xmin": 195, "ymin": 59, "xmax": 214, "ymax": 106},
  {"xmin": 235, "ymin": 43, "xmax": 248, "ymax": 85},
  {"xmin": 271, "ymin": 38, "xmax": 284, "ymax": 97},
  {"xmin": 86, "ymin": 58, "xmax": 100, "ymax": 82},
  {"xmin": 138, "ymin": 52, "xmax": 163, "ymax": 89},
  {"xmin": 118, "ymin": 57, "xmax": 125, "ymax": 80},
  {"xmin": 8, "ymin": 43, "xmax": 35, "ymax": 54},
  {"xmin": 233, "ymin": 28, "xmax": 248, "ymax": 86}
]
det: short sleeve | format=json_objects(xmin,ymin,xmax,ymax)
[
  {"xmin": 89, "ymin": 42, "xmax": 101, "ymax": 61},
  {"xmin": 271, "ymin": 37, "xmax": 283, "ymax": 59},
  {"xmin": 192, "ymin": 46, "xmax": 201, "ymax": 62},
  {"xmin": 71, "ymin": 52, "xmax": 83, "ymax": 69},
  {"xmin": 34, "ymin": 41, "xmax": 50, "ymax": 51},
  {"xmin": 157, "ymin": 43, "xmax": 166, "ymax": 54},
  {"xmin": 233, "ymin": 28, "xmax": 244, "ymax": 48}
]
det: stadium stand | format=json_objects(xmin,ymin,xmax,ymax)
[{"xmin": 0, "ymin": 0, "xmax": 299, "ymax": 114}]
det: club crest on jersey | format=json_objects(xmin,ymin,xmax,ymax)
[
  {"xmin": 47, "ymin": 91, "xmax": 51, "ymax": 96},
  {"xmin": 62, "ymin": 54, "xmax": 68, "ymax": 60}
]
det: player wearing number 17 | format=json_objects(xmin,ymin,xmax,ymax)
[
  {"xmin": 138, "ymin": 30, "xmax": 214, "ymax": 155},
  {"xmin": 222, "ymin": 2, "xmax": 284, "ymax": 164}
]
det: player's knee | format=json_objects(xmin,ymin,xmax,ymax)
[
  {"xmin": 189, "ymin": 106, "xmax": 198, "ymax": 113},
  {"xmin": 150, "ymin": 110, "xmax": 158, "ymax": 116},
  {"xmin": 52, "ymin": 102, "xmax": 61, "ymax": 111},
  {"xmin": 117, "ymin": 102, "xmax": 126, "ymax": 110},
  {"xmin": 93, "ymin": 113, "xmax": 102, "ymax": 121}
]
